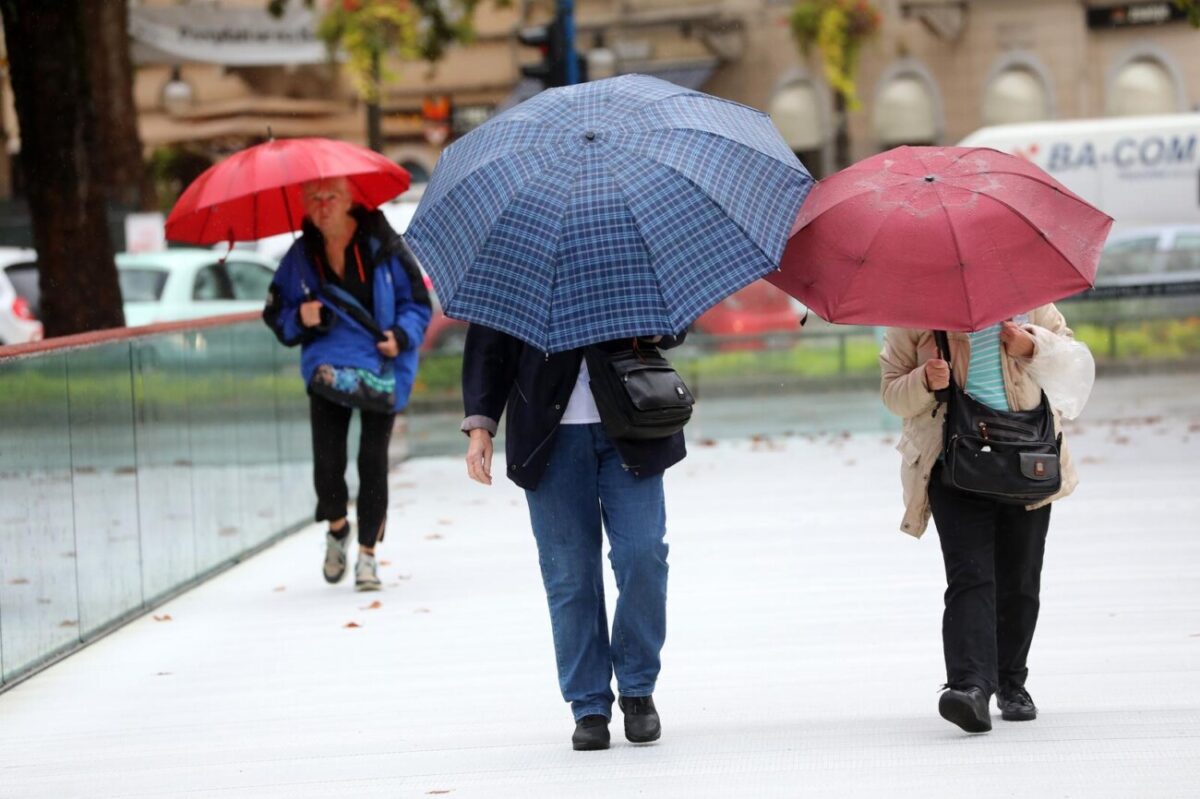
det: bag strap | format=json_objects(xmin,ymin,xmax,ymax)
[
  {"xmin": 932, "ymin": 330, "xmax": 953, "ymax": 411},
  {"xmin": 934, "ymin": 330, "xmax": 952, "ymax": 362}
]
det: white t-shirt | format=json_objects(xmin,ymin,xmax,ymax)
[{"xmin": 560, "ymin": 359, "xmax": 601, "ymax": 424}]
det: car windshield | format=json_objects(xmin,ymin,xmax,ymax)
[
  {"xmin": 3, "ymin": 263, "xmax": 41, "ymax": 317},
  {"xmin": 1098, "ymin": 235, "xmax": 1158, "ymax": 277},
  {"xmin": 118, "ymin": 268, "xmax": 169, "ymax": 302}
]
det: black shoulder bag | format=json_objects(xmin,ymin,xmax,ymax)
[
  {"xmin": 585, "ymin": 341, "xmax": 694, "ymax": 441},
  {"xmin": 934, "ymin": 330, "xmax": 1061, "ymax": 505}
]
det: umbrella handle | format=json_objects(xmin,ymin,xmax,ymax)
[{"xmin": 932, "ymin": 329, "xmax": 952, "ymax": 410}]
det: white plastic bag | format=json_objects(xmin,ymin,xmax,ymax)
[{"xmin": 1025, "ymin": 334, "xmax": 1095, "ymax": 420}]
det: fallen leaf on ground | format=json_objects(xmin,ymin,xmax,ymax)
[
  {"xmin": 344, "ymin": 621, "xmax": 362, "ymax": 628},
  {"xmin": 697, "ymin": 438, "xmax": 717, "ymax": 448},
  {"xmin": 360, "ymin": 600, "xmax": 382, "ymax": 610},
  {"xmin": 153, "ymin": 614, "xmax": 173, "ymax": 622},
  {"xmin": 425, "ymin": 533, "xmax": 444, "ymax": 540},
  {"xmin": 8, "ymin": 578, "xmax": 29, "ymax": 585},
  {"xmin": 1081, "ymin": 456, "xmax": 1104, "ymax": 465},
  {"xmin": 273, "ymin": 586, "xmax": 287, "ymax": 592},
  {"xmin": 380, "ymin": 560, "xmax": 392, "ymax": 566},
  {"xmin": 1113, "ymin": 436, "xmax": 1131, "ymax": 445},
  {"xmin": 59, "ymin": 620, "xmax": 78, "ymax": 628}
]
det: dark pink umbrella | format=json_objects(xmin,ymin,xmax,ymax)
[
  {"xmin": 165, "ymin": 137, "xmax": 410, "ymax": 244},
  {"xmin": 767, "ymin": 146, "xmax": 1113, "ymax": 331}
]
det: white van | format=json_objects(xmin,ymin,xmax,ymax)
[{"xmin": 958, "ymin": 114, "xmax": 1200, "ymax": 233}]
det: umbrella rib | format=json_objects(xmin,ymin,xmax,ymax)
[
  {"xmin": 595, "ymin": 155, "xmax": 676, "ymax": 331},
  {"xmin": 613, "ymin": 127, "xmax": 808, "ymax": 180},
  {"xmin": 614, "ymin": 92, "xmax": 770, "ymax": 136},
  {"xmin": 932, "ymin": 183, "xmax": 977, "ymax": 330},
  {"xmin": 959, "ymin": 186, "xmax": 1093, "ymax": 286},
  {"xmin": 823, "ymin": 183, "xmax": 925, "ymax": 320},
  {"xmin": 947, "ymin": 168, "xmax": 1110, "ymax": 217},
  {"xmin": 607, "ymin": 134, "xmax": 811, "ymax": 267}
]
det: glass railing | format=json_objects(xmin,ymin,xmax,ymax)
[{"xmin": 0, "ymin": 316, "xmax": 313, "ymax": 686}]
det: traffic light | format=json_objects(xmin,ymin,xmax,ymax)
[
  {"xmin": 518, "ymin": 18, "xmax": 567, "ymax": 89},
  {"xmin": 517, "ymin": 15, "xmax": 586, "ymax": 89}
]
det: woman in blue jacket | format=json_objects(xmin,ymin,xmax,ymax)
[{"xmin": 264, "ymin": 178, "xmax": 431, "ymax": 590}]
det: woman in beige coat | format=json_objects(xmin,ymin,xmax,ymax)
[{"xmin": 880, "ymin": 303, "xmax": 1080, "ymax": 734}]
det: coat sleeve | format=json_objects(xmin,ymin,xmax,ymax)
[
  {"xmin": 461, "ymin": 323, "xmax": 521, "ymax": 436},
  {"xmin": 386, "ymin": 235, "xmax": 433, "ymax": 351},
  {"xmin": 263, "ymin": 248, "xmax": 320, "ymax": 347},
  {"xmin": 880, "ymin": 327, "xmax": 937, "ymax": 419}
]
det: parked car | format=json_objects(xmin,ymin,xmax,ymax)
[
  {"xmin": 0, "ymin": 248, "xmax": 44, "ymax": 345},
  {"xmin": 115, "ymin": 249, "xmax": 278, "ymax": 327},
  {"xmin": 692, "ymin": 281, "xmax": 803, "ymax": 348},
  {"xmin": 1095, "ymin": 225, "xmax": 1200, "ymax": 287}
]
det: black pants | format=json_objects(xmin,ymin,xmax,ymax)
[
  {"xmin": 928, "ymin": 463, "xmax": 1051, "ymax": 696},
  {"xmin": 309, "ymin": 394, "xmax": 395, "ymax": 548}
]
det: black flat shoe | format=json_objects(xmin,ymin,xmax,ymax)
[
  {"xmin": 619, "ymin": 695, "xmax": 662, "ymax": 744},
  {"xmin": 996, "ymin": 685, "xmax": 1037, "ymax": 721},
  {"xmin": 572, "ymin": 715, "xmax": 610, "ymax": 751},
  {"xmin": 938, "ymin": 686, "xmax": 992, "ymax": 733}
]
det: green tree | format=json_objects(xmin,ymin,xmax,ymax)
[
  {"xmin": 1174, "ymin": 0, "xmax": 1200, "ymax": 26},
  {"xmin": 789, "ymin": 0, "xmax": 881, "ymax": 170},
  {"xmin": 269, "ymin": 0, "xmax": 500, "ymax": 152}
]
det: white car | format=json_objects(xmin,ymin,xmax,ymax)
[
  {"xmin": 0, "ymin": 247, "xmax": 44, "ymax": 345},
  {"xmin": 117, "ymin": 249, "xmax": 278, "ymax": 327},
  {"xmin": 1096, "ymin": 225, "xmax": 1200, "ymax": 288}
]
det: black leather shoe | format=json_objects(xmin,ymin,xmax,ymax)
[
  {"xmin": 938, "ymin": 686, "xmax": 992, "ymax": 733},
  {"xmin": 996, "ymin": 685, "xmax": 1037, "ymax": 721},
  {"xmin": 571, "ymin": 715, "xmax": 610, "ymax": 751},
  {"xmin": 619, "ymin": 695, "xmax": 662, "ymax": 743}
]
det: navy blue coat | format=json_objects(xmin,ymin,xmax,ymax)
[{"xmin": 461, "ymin": 324, "xmax": 688, "ymax": 490}]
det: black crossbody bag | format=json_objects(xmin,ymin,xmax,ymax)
[
  {"xmin": 585, "ymin": 341, "xmax": 694, "ymax": 441},
  {"xmin": 934, "ymin": 331, "xmax": 1061, "ymax": 505}
]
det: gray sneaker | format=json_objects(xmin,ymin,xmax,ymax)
[
  {"xmin": 323, "ymin": 527, "xmax": 350, "ymax": 584},
  {"xmin": 354, "ymin": 553, "xmax": 382, "ymax": 592}
]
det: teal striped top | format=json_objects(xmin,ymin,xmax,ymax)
[{"xmin": 965, "ymin": 324, "xmax": 1010, "ymax": 411}]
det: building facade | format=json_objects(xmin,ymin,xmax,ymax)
[{"xmin": 3, "ymin": 0, "xmax": 1197, "ymax": 204}]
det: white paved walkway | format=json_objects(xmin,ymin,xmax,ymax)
[{"xmin": 2, "ymin": 381, "xmax": 1199, "ymax": 798}]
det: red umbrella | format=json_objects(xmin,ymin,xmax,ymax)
[
  {"xmin": 767, "ymin": 146, "xmax": 1113, "ymax": 331},
  {"xmin": 165, "ymin": 137, "xmax": 410, "ymax": 244}
]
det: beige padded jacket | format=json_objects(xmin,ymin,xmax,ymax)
[{"xmin": 879, "ymin": 304, "xmax": 1079, "ymax": 538}]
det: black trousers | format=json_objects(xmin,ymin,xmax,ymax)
[
  {"xmin": 309, "ymin": 394, "xmax": 395, "ymax": 548},
  {"xmin": 928, "ymin": 463, "xmax": 1051, "ymax": 696}
]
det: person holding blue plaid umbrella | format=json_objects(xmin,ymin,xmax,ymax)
[{"xmin": 409, "ymin": 75, "xmax": 813, "ymax": 750}]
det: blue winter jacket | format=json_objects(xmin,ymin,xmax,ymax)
[{"xmin": 263, "ymin": 209, "xmax": 432, "ymax": 412}]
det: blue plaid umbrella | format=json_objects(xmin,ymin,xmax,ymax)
[{"xmin": 406, "ymin": 74, "xmax": 814, "ymax": 352}]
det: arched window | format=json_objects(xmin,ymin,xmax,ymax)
[
  {"xmin": 1107, "ymin": 57, "xmax": 1179, "ymax": 116},
  {"xmin": 983, "ymin": 67, "xmax": 1050, "ymax": 126},
  {"xmin": 874, "ymin": 74, "xmax": 938, "ymax": 147},
  {"xmin": 769, "ymin": 80, "xmax": 826, "ymax": 177}
]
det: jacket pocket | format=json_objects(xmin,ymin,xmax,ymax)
[{"xmin": 897, "ymin": 436, "xmax": 923, "ymax": 466}]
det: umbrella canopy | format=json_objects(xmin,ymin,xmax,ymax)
[
  {"xmin": 165, "ymin": 137, "xmax": 410, "ymax": 244},
  {"xmin": 767, "ymin": 146, "xmax": 1113, "ymax": 331},
  {"xmin": 405, "ymin": 74, "xmax": 814, "ymax": 352}
]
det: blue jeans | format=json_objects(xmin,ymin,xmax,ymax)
[{"xmin": 525, "ymin": 424, "xmax": 669, "ymax": 721}]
